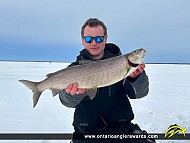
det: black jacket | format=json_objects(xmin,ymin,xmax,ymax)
[{"xmin": 59, "ymin": 43, "xmax": 149, "ymax": 133}]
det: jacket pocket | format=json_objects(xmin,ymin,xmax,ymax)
[
  {"xmin": 110, "ymin": 106, "xmax": 134, "ymax": 123},
  {"xmin": 73, "ymin": 100, "xmax": 99, "ymax": 132}
]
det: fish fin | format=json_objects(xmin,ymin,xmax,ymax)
[
  {"xmin": 46, "ymin": 68, "xmax": 66, "ymax": 77},
  {"xmin": 86, "ymin": 87, "xmax": 97, "ymax": 100},
  {"xmin": 123, "ymin": 67, "xmax": 138, "ymax": 78},
  {"xmin": 49, "ymin": 88, "xmax": 61, "ymax": 97},
  {"xmin": 79, "ymin": 60, "xmax": 93, "ymax": 65},
  {"xmin": 19, "ymin": 80, "xmax": 41, "ymax": 108}
]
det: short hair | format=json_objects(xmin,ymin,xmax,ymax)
[{"xmin": 81, "ymin": 18, "xmax": 107, "ymax": 38}]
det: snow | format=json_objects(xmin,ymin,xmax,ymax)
[{"xmin": 0, "ymin": 61, "xmax": 189, "ymax": 143}]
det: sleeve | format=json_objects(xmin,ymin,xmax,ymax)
[
  {"xmin": 59, "ymin": 90, "xmax": 87, "ymax": 108},
  {"xmin": 124, "ymin": 71, "xmax": 149, "ymax": 99}
]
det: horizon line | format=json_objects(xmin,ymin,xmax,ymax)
[{"xmin": 0, "ymin": 60, "xmax": 190, "ymax": 65}]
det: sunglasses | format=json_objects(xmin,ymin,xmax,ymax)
[{"xmin": 83, "ymin": 36, "xmax": 105, "ymax": 43}]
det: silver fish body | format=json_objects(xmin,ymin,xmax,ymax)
[{"xmin": 19, "ymin": 48, "xmax": 146, "ymax": 107}]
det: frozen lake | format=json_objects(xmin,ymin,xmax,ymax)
[{"xmin": 0, "ymin": 61, "xmax": 189, "ymax": 143}]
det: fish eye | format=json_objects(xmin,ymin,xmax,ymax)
[{"xmin": 135, "ymin": 50, "xmax": 139, "ymax": 53}]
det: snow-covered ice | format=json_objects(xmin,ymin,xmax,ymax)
[{"xmin": 0, "ymin": 61, "xmax": 189, "ymax": 143}]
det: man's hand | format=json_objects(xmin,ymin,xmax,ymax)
[
  {"xmin": 129, "ymin": 63, "xmax": 145, "ymax": 78},
  {"xmin": 65, "ymin": 83, "xmax": 86, "ymax": 96}
]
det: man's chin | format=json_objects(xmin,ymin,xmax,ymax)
[{"xmin": 89, "ymin": 50, "xmax": 101, "ymax": 56}]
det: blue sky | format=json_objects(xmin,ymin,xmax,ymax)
[{"xmin": 0, "ymin": 0, "xmax": 189, "ymax": 63}]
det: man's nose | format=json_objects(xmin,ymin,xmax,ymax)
[{"xmin": 91, "ymin": 39, "xmax": 97, "ymax": 45}]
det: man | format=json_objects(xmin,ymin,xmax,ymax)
[{"xmin": 59, "ymin": 18, "xmax": 155, "ymax": 143}]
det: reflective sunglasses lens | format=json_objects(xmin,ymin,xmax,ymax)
[
  {"xmin": 84, "ymin": 36, "xmax": 92, "ymax": 43},
  {"xmin": 84, "ymin": 36, "xmax": 104, "ymax": 43},
  {"xmin": 95, "ymin": 36, "xmax": 104, "ymax": 43}
]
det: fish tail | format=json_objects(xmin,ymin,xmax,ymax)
[{"xmin": 19, "ymin": 80, "xmax": 41, "ymax": 108}]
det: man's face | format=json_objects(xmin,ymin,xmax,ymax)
[{"xmin": 82, "ymin": 25, "xmax": 107, "ymax": 59}]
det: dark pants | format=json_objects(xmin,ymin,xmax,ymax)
[{"xmin": 72, "ymin": 122, "xmax": 156, "ymax": 143}]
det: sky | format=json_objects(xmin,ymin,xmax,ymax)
[{"xmin": 0, "ymin": 0, "xmax": 190, "ymax": 63}]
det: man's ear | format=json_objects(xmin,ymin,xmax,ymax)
[
  {"xmin": 82, "ymin": 39, "xmax": 84, "ymax": 45},
  {"xmin": 105, "ymin": 36, "xmax": 108, "ymax": 43}
]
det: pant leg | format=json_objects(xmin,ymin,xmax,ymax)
[
  {"xmin": 120, "ymin": 123, "xmax": 156, "ymax": 143},
  {"xmin": 72, "ymin": 122, "xmax": 156, "ymax": 143},
  {"xmin": 102, "ymin": 122, "xmax": 156, "ymax": 143},
  {"xmin": 72, "ymin": 138, "xmax": 114, "ymax": 143}
]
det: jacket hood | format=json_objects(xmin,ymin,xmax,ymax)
[{"xmin": 76, "ymin": 43, "xmax": 122, "ymax": 61}]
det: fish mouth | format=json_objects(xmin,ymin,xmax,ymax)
[
  {"xmin": 127, "ymin": 59, "xmax": 139, "ymax": 67},
  {"xmin": 140, "ymin": 48, "xmax": 146, "ymax": 58}
]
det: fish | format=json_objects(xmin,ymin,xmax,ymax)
[
  {"xmin": 165, "ymin": 124, "xmax": 186, "ymax": 138},
  {"xmin": 19, "ymin": 48, "xmax": 146, "ymax": 108}
]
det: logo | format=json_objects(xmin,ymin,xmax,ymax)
[{"xmin": 165, "ymin": 124, "xmax": 186, "ymax": 138}]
